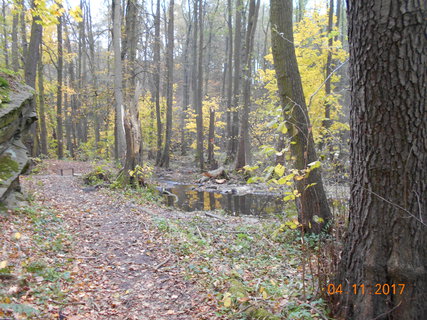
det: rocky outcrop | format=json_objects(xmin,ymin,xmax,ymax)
[{"xmin": 0, "ymin": 81, "xmax": 36, "ymax": 209}]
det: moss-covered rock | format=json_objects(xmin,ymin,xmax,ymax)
[
  {"xmin": 0, "ymin": 75, "xmax": 35, "ymax": 209},
  {"xmin": 0, "ymin": 76, "xmax": 10, "ymax": 105},
  {"xmin": 0, "ymin": 153, "xmax": 19, "ymax": 184}
]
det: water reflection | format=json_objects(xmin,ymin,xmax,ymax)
[{"xmin": 163, "ymin": 184, "xmax": 284, "ymax": 216}]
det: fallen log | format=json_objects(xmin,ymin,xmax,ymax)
[{"xmin": 203, "ymin": 166, "xmax": 227, "ymax": 179}]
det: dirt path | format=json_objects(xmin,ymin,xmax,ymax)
[{"xmin": 21, "ymin": 160, "xmax": 218, "ymax": 320}]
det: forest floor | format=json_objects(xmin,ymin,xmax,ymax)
[{"xmin": 1, "ymin": 160, "xmax": 336, "ymax": 320}]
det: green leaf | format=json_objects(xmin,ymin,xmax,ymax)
[
  {"xmin": 304, "ymin": 182, "xmax": 317, "ymax": 190},
  {"xmin": 313, "ymin": 215, "xmax": 324, "ymax": 223},
  {"xmin": 308, "ymin": 161, "xmax": 321, "ymax": 169},
  {"xmin": 274, "ymin": 164, "xmax": 285, "ymax": 177},
  {"xmin": 283, "ymin": 194, "xmax": 295, "ymax": 201}
]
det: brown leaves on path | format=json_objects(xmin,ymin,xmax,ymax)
[{"xmin": 21, "ymin": 160, "xmax": 220, "ymax": 320}]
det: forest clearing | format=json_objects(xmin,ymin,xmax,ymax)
[{"xmin": 0, "ymin": 0, "xmax": 426, "ymax": 319}]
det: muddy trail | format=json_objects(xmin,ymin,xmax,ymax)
[{"xmin": 18, "ymin": 160, "xmax": 219, "ymax": 320}]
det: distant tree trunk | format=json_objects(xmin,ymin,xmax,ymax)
[
  {"xmin": 77, "ymin": 0, "xmax": 87, "ymax": 145},
  {"xmin": 24, "ymin": 16, "xmax": 42, "ymax": 89},
  {"xmin": 112, "ymin": 0, "xmax": 126, "ymax": 162},
  {"xmin": 235, "ymin": 0, "xmax": 260, "ymax": 170},
  {"xmin": 57, "ymin": 11, "xmax": 64, "ymax": 159},
  {"xmin": 38, "ymin": 44, "xmax": 47, "ymax": 156},
  {"xmin": 64, "ymin": 85, "xmax": 73, "ymax": 158},
  {"xmin": 11, "ymin": 8, "xmax": 18, "ymax": 71},
  {"xmin": 322, "ymin": 0, "xmax": 334, "ymax": 154},
  {"xmin": 225, "ymin": 0, "xmax": 233, "ymax": 154},
  {"xmin": 227, "ymin": 0, "xmax": 242, "ymax": 163},
  {"xmin": 296, "ymin": 0, "xmax": 307, "ymax": 23},
  {"xmin": 270, "ymin": 0, "xmax": 331, "ymax": 233},
  {"xmin": 64, "ymin": 24, "xmax": 76, "ymax": 158},
  {"xmin": 2, "ymin": 0, "xmax": 9, "ymax": 68},
  {"xmin": 86, "ymin": 2, "xmax": 100, "ymax": 154},
  {"xmin": 334, "ymin": 1, "xmax": 427, "ymax": 319},
  {"xmin": 192, "ymin": 0, "xmax": 204, "ymax": 170},
  {"xmin": 207, "ymin": 106, "xmax": 217, "ymax": 169},
  {"xmin": 153, "ymin": 0, "xmax": 162, "ymax": 165},
  {"xmin": 335, "ymin": 0, "xmax": 341, "ymax": 42},
  {"xmin": 160, "ymin": 0, "xmax": 174, "ymax": 168},
  {"xmin": 204, "ymin": 21, "xmax": 213, "ymax": 96},
  {"xmin": 19, "ymin": 0, "xmax": 27, "ymax": 66},
  {"xmin": 181, "ymin": 9, "xmax": 192, "ymax": 156}
]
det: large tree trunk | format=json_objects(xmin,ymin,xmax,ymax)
[
  {"xmin": 112, "ymin": 0, "xmax": 126, "ymax": 162},
  {"xmin": 334, "ymin": 1, "xmax": 427, "ymax": 319},
  {"xmin": 121, "ymin": 0, "xmax": 143, "ymax": 183},
  {"xmin": 23, "ymin": 3, "xmax": 42, "ymax": 156},
  {"xmin": 160, "ymin": 0, "xmax": 174, "ymax": 168},
  {"xmin": 24, "ymin": 15, "xmax": 42, "ymax": 89},
  {"xmin": 270, "ymin": 0, "xmax": 331, "ymax": 233}
]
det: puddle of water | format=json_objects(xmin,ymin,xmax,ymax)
[{"xmin": 161, "ymin": 183, "xmax": 284, "ymax": 216}]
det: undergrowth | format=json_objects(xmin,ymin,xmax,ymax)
[
  {"xmin": 152, "ymin": 213, "xmax": 335, "ymax": 319},
  {"xmin": 0, "ymin": 205, "xmax": 74, "ymax": 319}
]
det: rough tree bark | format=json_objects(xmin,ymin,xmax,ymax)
[
  {"xmin": 334, "ymin": 1, "xmax": 427, "ymax": 319},
  {"xmin": 270, "ymin": 0, "xmax": 331, "ymax": 232},
  {"xmin": 120, "ymin": 0, "xmax": 143, "ymax": 184}
]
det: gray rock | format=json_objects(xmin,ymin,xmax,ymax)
[{"xmin": 0, "ymin": 83, "xmax": 35, "ymax": 209}]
